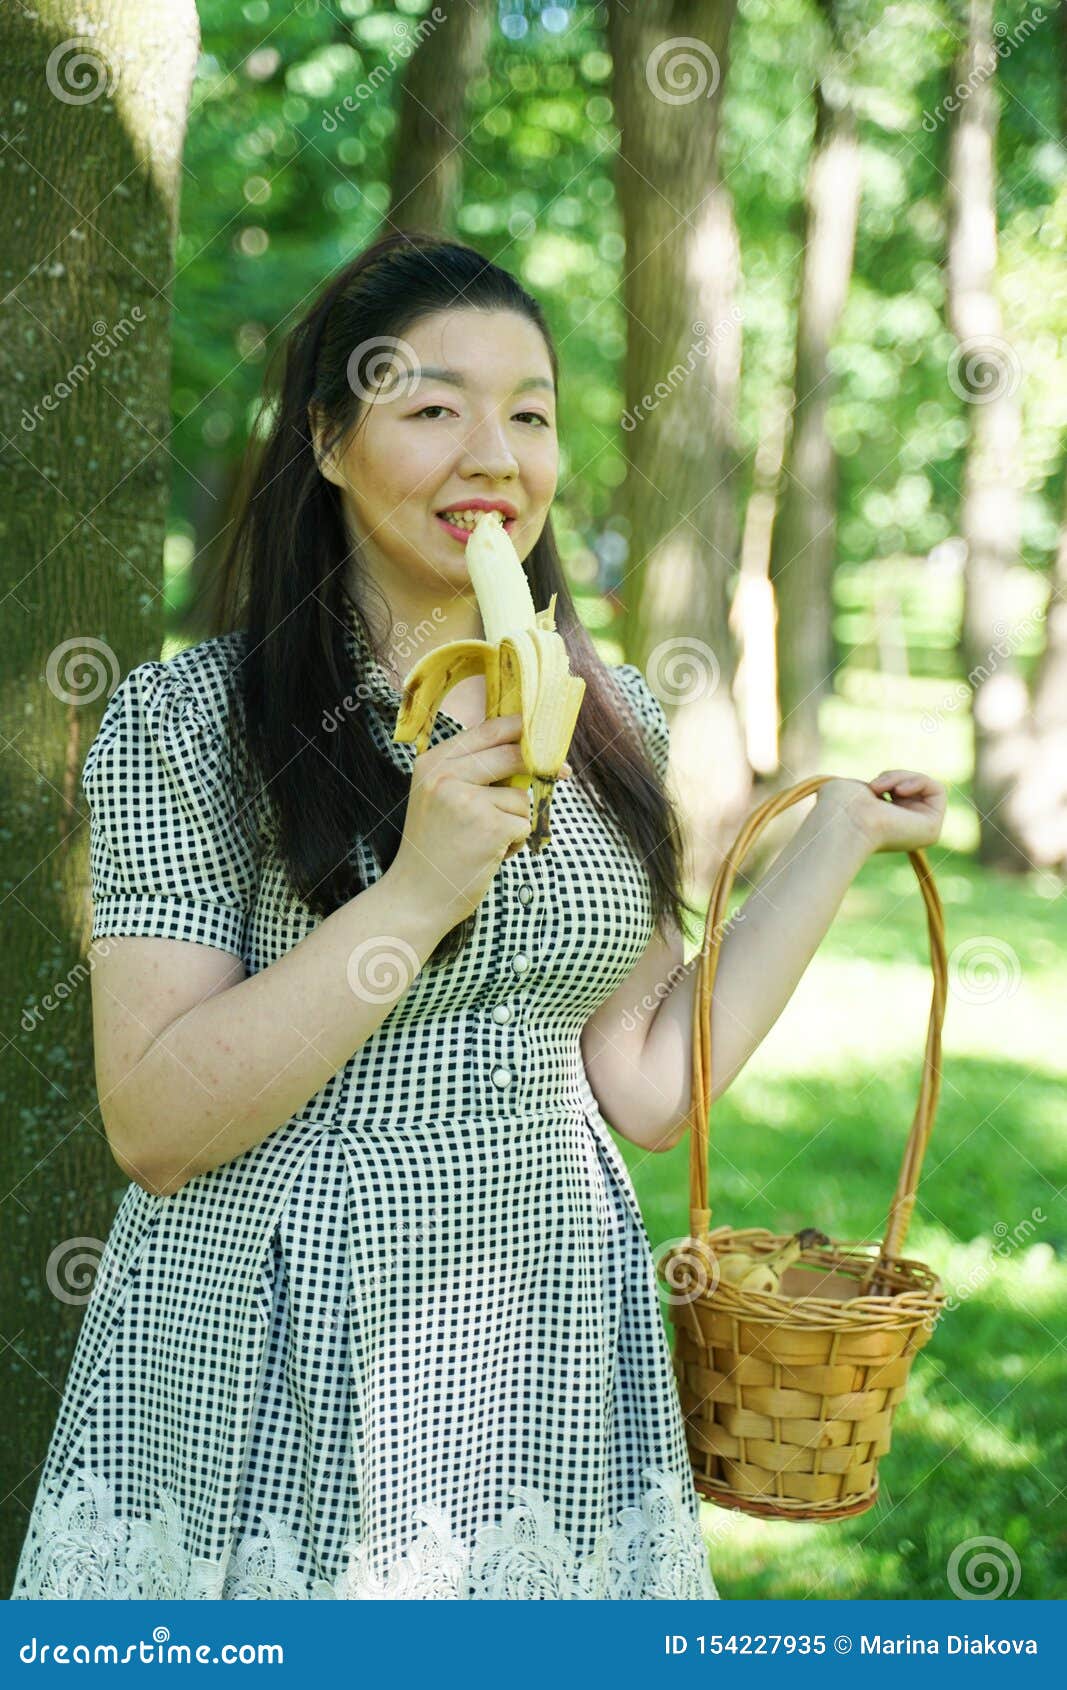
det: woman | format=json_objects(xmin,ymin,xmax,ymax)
[{"xmin": 11, "ymin": 232, "xmax": 945, "ymax": 1600}]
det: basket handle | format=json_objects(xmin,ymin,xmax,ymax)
[{"xmin": 686, "ymin": 775, "xmax": 947, "ymax": 1270}]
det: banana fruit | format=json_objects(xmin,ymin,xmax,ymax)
[
  {"xmin": 393, "ymin": 511, "xmax": 586, "ymax": 852},
  {"xmin": 713, "ymin": 1228, "xmax": 830, "ymax": 1294}
]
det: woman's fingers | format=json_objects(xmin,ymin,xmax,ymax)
[
  {"xmin": 869, "ymin": 769, "xmax": 928, "ymax": 798},
  {"xmin": 432, "ymin": 713, "xmax": 572, "ymax": 785},
  {"xmin": 423, "ymin": 714, "xmax": 522, "ymax": 784}
]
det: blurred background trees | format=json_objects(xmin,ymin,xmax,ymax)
[
  {"xmin": 159, "ymin": 0, "xmax": 1066, "ymax": 881},
  {"xmin": 3, "ymin": 0, "xmax": 1065, "ymax": 1598}
]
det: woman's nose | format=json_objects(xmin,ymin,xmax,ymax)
[{"xmin": 457, "ymin": 425, "xmax": 519, "ymax": 480}]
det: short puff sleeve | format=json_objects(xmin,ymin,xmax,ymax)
[
  {"xmin": 610, "ymin": 663, "xmax": 671, "ymax": 785},
  {"xmin": 82, "ymin": 659, "xmax": 258, "ymax": 957}
]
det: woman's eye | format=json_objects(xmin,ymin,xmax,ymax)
[{"xmin": 413, "ymin": 405, "xmax": 550, "ymax": 427}]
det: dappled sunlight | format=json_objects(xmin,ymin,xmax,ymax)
[
  {"xmin": 703, "ymin": 1504, "xmax": 908, "ymax": 1599},
  {"xmin": 903, "ymin": 1380, "xmax": 1041, "ymax": 1470},
  {"xmin": 920, "ymin": 1233, "xmax": 1063, "ymax": 1320}
]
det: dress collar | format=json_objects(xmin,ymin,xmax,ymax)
[{"xmin": 339, "ymin": 591, "xmax": 470, "ymax": 742}]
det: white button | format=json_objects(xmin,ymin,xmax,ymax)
[
  {"xmin": 518, "ymin": 883, "xmax": 534, "ymax": 905},
  {"xmin": 491, "ymin": 1065, "xmax": 513, "ymax": 1088},
  {"xmin": 492, "ymin": 1004, "xmax": 511, "ymax": 1024},
  {"xmin": 511, "ymin": 953, "xmax": 530, "ymax": 975}
]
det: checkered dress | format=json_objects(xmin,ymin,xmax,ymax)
[{"xmin": 11, "ymin": 607, "xmax": 717, "ymax": 1600}]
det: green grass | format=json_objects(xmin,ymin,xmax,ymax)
[{"xmin": 619, "ymin": 670, "xmax": 1067, "ymax": 1600}]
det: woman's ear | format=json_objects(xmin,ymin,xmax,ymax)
[{"xmin": 308, "ymin": 403, "xmax": 341, "ymax": 485}]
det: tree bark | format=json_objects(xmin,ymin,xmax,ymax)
[
  {"xmin": 976, "ymin": 0, "xmax": 1067, "ymax": 873},
  {"xmin": 607, "ymin": 0, "xmax": 748, "ymax": 891},
  {"xmin": 385, "ymin": 0, "xmax": 493, "ymax": 237},
  {"xmin": 1000, "ymin": 476, "xmax": 1067, "ymax": 872},
  {"xmin": 0, "ymin": 0, "xmax": 199, "ymax": 1586},
  {"xmin": 945, "ymin": 0, "xmax": 1029, "ymax": 869},
  {"xmin": 768, "ymin": 4, "xmax": 861, "ymax": 782}
]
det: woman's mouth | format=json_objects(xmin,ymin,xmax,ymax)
[{"xmin": 435, "ymin": 510, "xmax": 517, "ymax": 544}]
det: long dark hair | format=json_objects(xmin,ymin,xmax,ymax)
[{"xmin": 214, "ymin": 229, "xmax": 699, "ymax": 966}]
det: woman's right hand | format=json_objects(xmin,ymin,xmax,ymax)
[{"xmin": 390, "ymin": 713, "xmax": 572, "ymax": 932}]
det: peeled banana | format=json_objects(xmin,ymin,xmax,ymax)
[
  {"xmin": 713, "ymin": 1228, "xmax": 830, "ymax": 1295},
  {"xmin": 393, "ymin": 511, "xmax": 586, "ymax": 852}
]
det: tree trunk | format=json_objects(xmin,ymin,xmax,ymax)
[
  {"xmin": 1000, "ymin": 477, "xmax": 1067, "ymax": 872},
  {"xmin": 0, "ymin": 0, "xmax": 199, "ymax": 1586},
  {"xmin": 978, "ymin": 1, "xmax": 1067, "ymax": 874},
  {"xmin": 768, "ymin": 7, "xmax": 861, "ymax": 782},
  {"xmin": 733, "ymin": 397, "xmax": 789, "ymax": 776},
  {"xmin": 607, "ymin": 0, "xmax": 748, "ymax": 892},
  {"xmin": 385, "ymin": 0, "xmax": 493, "ymax": 237},
  {"xmin": 945, "ymin": 0, "xmax": 1029, "ymax": 870}
]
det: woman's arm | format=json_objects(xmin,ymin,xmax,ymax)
[
  {"xmin": 581, "ymin": 770, "xmax": 946, "ymax": 1153},
  {"xmin": 97, "ymin": 862, "xmax": 450, "ymax": 1197}
]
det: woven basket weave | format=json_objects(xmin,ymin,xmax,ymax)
[{"xmin": 659, "ymin": 775, "xmax": 947, "ymax": 1521}]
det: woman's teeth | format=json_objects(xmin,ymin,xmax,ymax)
[{"xmin": 438, "ymin": 510, "xmax": 482, "ymax": 530}]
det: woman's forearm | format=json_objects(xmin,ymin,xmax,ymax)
[
  {"xmin": 118, "ymin": 865, "xmax": 450, "ymax": 1196},
  {"xmin": 642, "ymin": 796, "xmax": 874, "ymax": 1146}
]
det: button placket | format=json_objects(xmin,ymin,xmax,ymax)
[{"xmin": 488, "ymin": 873, "xmax": 537, "ymax": 1091}]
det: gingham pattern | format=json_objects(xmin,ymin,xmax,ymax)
[{"xmin": 11, "ymin": 611, "xmax": 716, "ymax": 1600}]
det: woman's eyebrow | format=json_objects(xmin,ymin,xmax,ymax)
[{"xmin": 411, "ymin": 365, "xmax": 554, "ymax": 395}]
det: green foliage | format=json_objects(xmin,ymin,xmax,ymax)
[{"xmin": 170, "ymin": 0, "xmax": 1065, "ymax": 616}]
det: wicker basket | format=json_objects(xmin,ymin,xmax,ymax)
[{"xmin": 659, "ymin": 775, "xmax": 947, "ymax": 1521}]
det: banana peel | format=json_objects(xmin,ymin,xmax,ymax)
[
  {"xmin": 393, "ymin": 512, "xmax": 586, "ymax": 852},
  {"xmin": 713, "ymin": 1228, "xmax": 831, "ymax": 1295}
]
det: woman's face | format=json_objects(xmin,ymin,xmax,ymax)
[{"xmin": 314, "ymin": 307, "xmax": 559, "ymax": 603}]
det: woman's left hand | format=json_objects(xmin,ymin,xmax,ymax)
[{"xmin": 815, "ymin": 770, "xmax": 947, "ymax": 855}]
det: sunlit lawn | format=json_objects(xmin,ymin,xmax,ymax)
[{"xmin": 620, "ymin": 661, "xmax": 1067, "ymax": 1599}]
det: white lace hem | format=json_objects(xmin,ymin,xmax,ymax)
[{"xmin": 12, "ymin": 1465, "xmax": 718, "ymax": 1600}]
